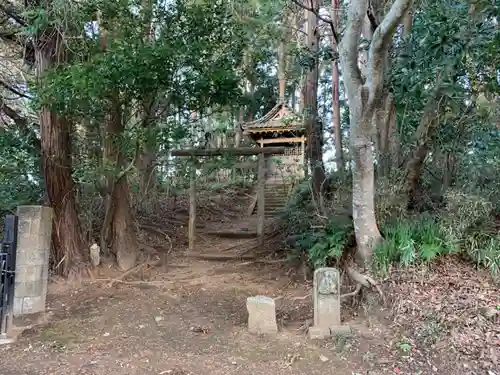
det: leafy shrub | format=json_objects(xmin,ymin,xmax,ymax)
[
  {"xmin": 438, "ymin": 190, "xmax": 500, "ymax": 276},
  {"xmin": 297, "ymin": 215, "xmax": 353, "ymax": 269}
]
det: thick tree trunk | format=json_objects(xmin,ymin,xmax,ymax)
[
  {"xmin": 96, "ymin": 10, "xmax": 138, "ymax": 269},
  {"xmin": 36, "ymin": 33, "xmax": 87, "ymax": 277},
  {"xmin": 103, "ymin": 101, "xmax": 139, "ymax": 270},
  {"xmin": 340, "ymin": 0, "xmax": 413, "ymax": 267},
  {"xmin": 349, "ymin": 91, "xmax": 382, "ymax": 266},
  {"xmin": 41, "ymin": 112, "xmax": 87, "ymax": 276}
]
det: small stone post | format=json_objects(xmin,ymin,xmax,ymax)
[
  {"xmin": 309, "ymin": 267, "xmax": 350, "ymax": 339},
  {"xmin": 247, "ymin": 296, "xmax": 278, "ymax": 334},
  {"xmin": 13, "ymin": 206, "xmax": 53, "ymax": 317}
]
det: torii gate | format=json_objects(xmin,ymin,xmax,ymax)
[{"xmin": 171, "ymin": 146, "xmax": 285, "ymax": 251}]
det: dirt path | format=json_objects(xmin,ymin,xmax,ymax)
[
  {"xmin": 0, "ymin": 216, "xmax": 496, "ymax": 375},
  {"xmin": 0, "ymin": 257, "xmax": 364, "ymax": 375}
]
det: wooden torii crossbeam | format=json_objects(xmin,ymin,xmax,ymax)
[{"xmin": 171, "ymin": 147, "xmax": 286, "ymax": 252}]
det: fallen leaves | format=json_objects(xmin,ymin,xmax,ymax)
[{"xmin": 388, "ymin": 255, "xmax": 500, "ymax": 371}]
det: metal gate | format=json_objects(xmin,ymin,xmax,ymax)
[{"xmin": 0, "ymin": 215, "xmax": 18, "ymax": 339}]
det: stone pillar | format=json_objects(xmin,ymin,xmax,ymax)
[
  {"xmin": 13, "ymin": 206, "xmax": 53, "ymax": 317},
  {"xmin": 309, "ymin": 267, "xmax": 350, "ymax": 339}
]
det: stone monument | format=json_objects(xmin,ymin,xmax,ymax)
[
  {"xmin": 308, "ymin": 267, "xmax": 350, "ymax": 339},
  {"xmin": 13, "ymin": 206, "xmax": 53, "ymax": 317},
  {"xmin": 246, "ymin": 295, "xmax": 278, "ymax": 334}
]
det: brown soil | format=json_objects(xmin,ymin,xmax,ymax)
[{"xmin": 0, "ymin": 212, "xmax": 498, "ymax": 375}]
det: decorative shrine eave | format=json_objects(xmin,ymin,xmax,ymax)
[{"xmin": 240, "ymin": 102, "xmax": 304, "ymax": 136}]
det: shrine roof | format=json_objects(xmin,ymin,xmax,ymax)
[{"xmin": 240, "ymin": 102, "xmax": 301, "ymax": 132}]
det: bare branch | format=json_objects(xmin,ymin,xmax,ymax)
[
  {"xmin": 0, "ymin": 80, "xmax": 31, "ymax": 99},
  {"xmin": 0, "ymin": 99, "xmax": 27, "ymax": 127},
  {"xmin": 291, "ymin": 0, "xmax": 340, "ymax": 44},
  {"xmin": 0, "ymin": 2, "xmax": 27, "ymax": 27}
]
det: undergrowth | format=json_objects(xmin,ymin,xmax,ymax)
[
  {"xmin": 374, "ymin": 215, "xmax": 458, "ymax": 275},
  {"xmin": 283, "ymin": 178, "xmax": 500, "ymax": 277}
]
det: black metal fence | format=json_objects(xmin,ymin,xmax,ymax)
[{"xmin": 0, "ymin": 215, "xmax": 18, "ymax": 338}]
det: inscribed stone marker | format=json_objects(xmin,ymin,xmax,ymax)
[
  {"xmin": 246, "ymin": 296, "xmax": 278, "ymax": 334},
  {"xmin": 309, "ymin": 267, "xmax": 343, "ymax": 340}
]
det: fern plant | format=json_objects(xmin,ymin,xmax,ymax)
[{"xmin": 299, "ymin": 216, "xmax": 353, "ymax": 269}]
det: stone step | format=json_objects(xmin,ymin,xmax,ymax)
[
  {"xmin": 264, "ymin": 192, "xmax": 288, "ymax": 197},
  {"xmin": 264, "ymin": 198, "xmax": 286, "ymax": 205},
  {"xmin": 264, "ymin": 187, "xmax": 289, "ymax": 192},
  {"xmin": 265, "ymin": 201, "xmax": 287, "ymax": 205},
  {"xmin": 265, "ymin": 205, "xmax": 285, "ymax": 210},
  {"xmin": 264, "ymin": 195, "xmax": 288, "ymax": 201},
  {"xmin": 264, "ymin": 191, "xmax": 289, "ymax": 196},
  {"xmin": 264, "ymin": 194, "xmax": 288, "ymax": 199}
]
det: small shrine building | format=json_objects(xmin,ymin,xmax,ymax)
[{"xmin": 240, "ymin": 102, "xmax": 306, "ymax": 184}]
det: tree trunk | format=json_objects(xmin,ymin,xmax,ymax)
[
  {"xmin": 36, "ymin": 34, "xmax": 87, "ymax": 277},
  {"xmin": 137, "ymin": 141, "xmax": 156, "ymax": 195},
  {"xmin": 137, "ymin": 0, "xmax": 158, "ymax": 196},
  {"xmin": 331, "ymin": 0, "xmax": 344, "ymax": 172},
  {"xmin": 291, "ymin": 82, "xmax": 297, "ymax": 110},
  {"xmin": 278, "ymin": 39, "xmax": 286, "ymax": 102},
  {"xmin": 442, "ymin": 151, "xmax": 455, "ymax": 192},
  {"xmin": 299, "ymin": 75, "xmax": 306, "ymax": 113},
  {"xmin": 103, "ymin": 101, "xmax": 139, "ymax": 270},
  {"xmin": 340, "ymin": 0, "xmax": 413, "ymax": 267},
  {"xmin": 404, "ymin": 90, "xmax": 443, "ymax": 209},
  {"xmin": 304, "ymin": 1, "xmax": 326, "ymax": 196},
  {"xmin": 136, "ymin": 100, "xmax": 158, "ymax": 196},
  {"xmin": 376, "ymin": 7, "xmax": 411, "ymax": 176},
  {"xmin": 97, "ymin": 10, "xmax": 138, "ymax": 270},
  {"xmin": 376, "ymin": 93, "xmax": 397, "ymax": 176}
]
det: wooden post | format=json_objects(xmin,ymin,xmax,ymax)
[
  {"xmin": 188, "ymin": 160, "xmax": 196, "ymax": 252},
  {"xmin": 301, "ymin": 136, "xmax": 306, "ymax": 178},
  {"xmin": 257, "ymin": 151, "xmax": 265, "ymax": 245}
]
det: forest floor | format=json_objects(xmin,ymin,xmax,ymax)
[{"xmin": 0, "ymin": 194, "xmax": 499, "ymax": 375}]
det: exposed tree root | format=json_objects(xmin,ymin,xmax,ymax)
[
  {"xmin": 185, "ymin": 253, "xmax": 256, "ymax": 261},
  {"xmin": 66, "ymin": 262, "xmax": 92, "ymax": 282},
  {"xmin": 345, "ymin": 265, "xmax": 385, "ymax": 304},
  {"xmin": 340, "ymin": 283, "xmax": 362, "ymax": 300},
  {"xmin": 233, "ymin": 259, "xmax": 289, "ymax": 266},
  {"xmin": 107, "ymin": 257, "xmax": 161, "ymax": 287}
]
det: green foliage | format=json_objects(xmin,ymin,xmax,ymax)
[
  {"xmin": 391, "ymin": 0, "xmax": 500, "ymax": 169},
  {"xmin": 375, "ymin": 190, "xmax": 500, "ymax": 276},
  {"xmin": 31, "ymin": 0, "xmax": 244, "ymax": 121},
  {"xmin": 299, "ymin": 216, "xmax": 353, "ymax": 268},
  {"xmin": 439, "ymin": 191, "xmax": 500, "ymax": 275},
  {"xmin": 375, "ymin": 215, "xmax": 457, "ymax": 275},
  {"xmin": 0, "ymin": 129, "xmax": 43, "ymax": 214}
]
